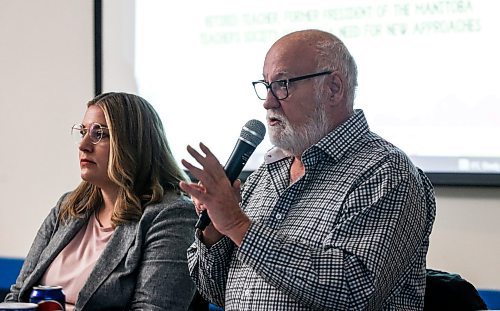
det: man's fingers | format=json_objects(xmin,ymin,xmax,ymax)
[
  {"xmin": 198, "ymin": 143, "xmax": 226, "ymax": 174},
  {"xmin": 179, "ymin": 181, "xmax": 207, "ymax": 201},
  {"xmin": 194, "ymin": 204, "xmax": 207, "ymax": 215},
  {"xmin": 199, "ymin": 142, "xmax": 215, "ymax": 158},
  {"xmin": 186, "ymin": 143, "xmax": 218, "ymax": 168},
  {"xmin": 186, "ymin": 145, "xmax": 207, "ymax": 165},
  {"xmin": 232, "ymin": 179, "xmax": 241, "ymax": 188},
  {"xmin": 191, "ymin": 183, "xmax": 205, "ymax": 192},
  {"xmin": 185, "ymin": 144, "xmax": 226, "ymax": 183},
  {"xmin": 181, "ymin": 159, "xmax": 206, "ymax": 182},
  {"xmin": 232, "ymin": 179, "xmax": 242, "ymax": 202}
]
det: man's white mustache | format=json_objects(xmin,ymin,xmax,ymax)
[{"xmin": 267, "ymin": 111, "xmax": 286, "ymax": 123}]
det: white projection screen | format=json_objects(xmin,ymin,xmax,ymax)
[{"xmin": 101, "ymin": 0, "xmax": 500, "ymax": 186}]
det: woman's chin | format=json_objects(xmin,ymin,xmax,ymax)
[{"xmin": 80, "ymin": 173, "xmax": 95, "ymax": 184}]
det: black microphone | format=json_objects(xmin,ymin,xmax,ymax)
[{"xmin": 195, "ymin": 119, "xmax": 266, "ymax": 230}]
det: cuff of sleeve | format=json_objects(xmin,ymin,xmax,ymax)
[{"xmin": 195, "ymin": 229, "xmax": 233, "ymax": 262}]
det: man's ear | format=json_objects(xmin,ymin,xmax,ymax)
[{"xmin": 327, "ymin": 72, "xmax": 345, "ymax": 105}]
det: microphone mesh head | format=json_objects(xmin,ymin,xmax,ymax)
[{"xmin": 240, "ymin": 119, "xmax": 266, "ymax": 147}]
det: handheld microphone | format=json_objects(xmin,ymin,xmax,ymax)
[{"xmin": 195, "ymin": 119, "xmax": 266, "ymax": 231}]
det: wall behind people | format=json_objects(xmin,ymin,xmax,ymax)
[
  {"xmin": 429, "ymin": 187, "xmax": 500, "ymax": 290},
  {"xmin": 0, "ymin": 0, "xmax": 499, "ymax": 296},
  {"xmin": 0, "ymin": 0, "xmax": 93, "ymax": 257}
]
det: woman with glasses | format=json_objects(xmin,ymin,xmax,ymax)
[{"xmin": 5, "ymin": 92, "xmax": 197, "ymax": 310}]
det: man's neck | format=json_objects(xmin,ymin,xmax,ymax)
[{"xmin": 290, "ymin": 156, "xmax": 305, "ymax": 184}]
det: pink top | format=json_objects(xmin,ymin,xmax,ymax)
[{"xmin": 40, "ymin": 213, "xmax": 114, "ymax": 311}]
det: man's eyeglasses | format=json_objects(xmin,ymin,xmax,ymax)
[
  {"xmin": 252, "ymin": 70, "xmax": 332, "ymax": 100},
  {"xmin": 71, "ymin": 123, "xmax": 109, "ymax": 145}
]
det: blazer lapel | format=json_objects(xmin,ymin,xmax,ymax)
[
  {"xmin": 76, "ymin": 220, "xmax": 138, "ymax": 309},
  {"xmin": 20, "ymin": 216, "xmax": 89, "ymax": 299}
]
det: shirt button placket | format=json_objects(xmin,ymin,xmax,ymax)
[{"xmin": 275, "ymin": 212, "xmax": 283, "ymax": 220}]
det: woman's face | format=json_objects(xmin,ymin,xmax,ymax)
[{"xmin": 78, "ymin": 105, "xmax": 114, "ymax": 190}]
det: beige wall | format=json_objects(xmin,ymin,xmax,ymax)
[
  {"xmin": 0, "ymin": 0, "xmax": 498, "ymax": 291},
  {"xmin": 0, "ymin": 0, "xmax": 93, "ymax": 256},
  {"xmin": 428, "ymin": 187, "xmax": 500, "ymax": 290}
]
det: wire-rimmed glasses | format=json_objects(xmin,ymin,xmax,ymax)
[
  {"xmin": 252, "ymin": 70, "xmax": 332, "ymax": 100},
  {"xmin": 71, "ymin": 123, "xmax": 109, "ymax": 145}
]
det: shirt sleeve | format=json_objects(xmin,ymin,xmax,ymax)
[
  {"xmin": 236, "ymin": 161, "xmax": 435, "ymax": 310},
  {"xmin": 187, "ymin": 233, "xmax": 235, "ymax": 307}
]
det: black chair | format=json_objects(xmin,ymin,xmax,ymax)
[
  {"xmin": 189, "ymin": 290, "xmax": 209, "ymax": 311},
  {"xmin": 425, "ymin": 268, "xmax": 488, "ymax": 310},
  {"xmin": 0, "ymin": 288, "xmax": 9, "ymax": 302}
]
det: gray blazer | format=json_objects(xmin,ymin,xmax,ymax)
[{"xmin": 6, "ymin": 191, "xmax": 197, "ymax": 310}]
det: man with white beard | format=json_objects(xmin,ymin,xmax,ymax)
[{"xmin": 180, "ymin": 29, "xmax": 436, "ymax": 310}]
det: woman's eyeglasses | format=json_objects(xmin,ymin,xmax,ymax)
[{"xmin": 71, "ymin": 123, "xmax": 109, "ymax": 145}]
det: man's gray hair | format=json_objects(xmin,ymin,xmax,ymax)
[{"xmin": 315, "ymin": 35, "xmax": 358, "ymax": 107}]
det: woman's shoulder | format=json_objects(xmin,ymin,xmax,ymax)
[
  {"xmin": 142, "ymin": 191, "xmax": 195, "ymax": 218},
  {"xmin": 46, "ymin": 191, "xmax": 73, "ymax": 217}
]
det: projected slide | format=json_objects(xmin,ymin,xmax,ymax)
[{"xmin": 104, "ymin": 0, "xmax": 500, "ymax": 175}]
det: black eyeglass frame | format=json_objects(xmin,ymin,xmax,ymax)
[{"xmin": 252, "ymin": 70, "xmax": 332, "ymax": 100}]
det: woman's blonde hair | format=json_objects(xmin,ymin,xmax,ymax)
[{"xmin": 60, "ymin": 92, "xmax": 189, "ymax": 226}]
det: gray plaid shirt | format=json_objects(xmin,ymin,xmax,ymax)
[{"xmin": 188, "ymin": 109, "xmax": 436, "ymax": 310}]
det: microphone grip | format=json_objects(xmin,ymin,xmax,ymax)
[
  {"xmin": 195, "ymin": 210, "xmax": 210, "ymax": 229},
  {"xmin": 195, "ymin": 140, "xmax": 256, "ymax": 231}
]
